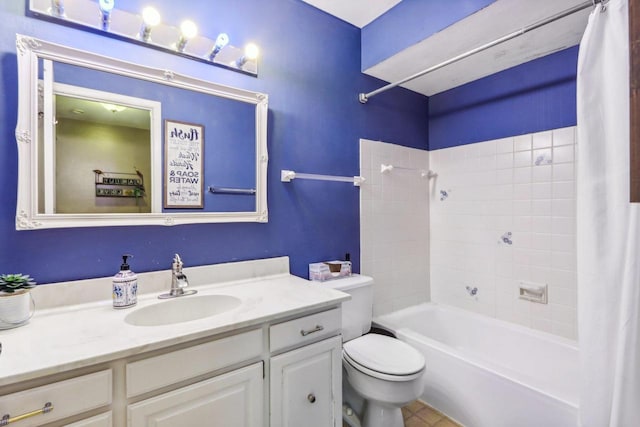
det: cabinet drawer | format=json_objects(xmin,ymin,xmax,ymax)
[
  {"xmin": 126, "ymin": 329, "xmax": 262, "ymax": 397},
  {"xmin": 0, "ymin": 370, "xmax": 112, "ymax": 427},
  {"xmin": 270, "ymin": 307, "xmax": 341, "ymax": 352},
  {"xmin": 65, "ymin": 411, "xmax": 112, "ymax": 427}
]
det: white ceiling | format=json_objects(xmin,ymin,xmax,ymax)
[
  {"xmin": 302, "ymin": 0, "xmax": 592, "ymax": 97},
  {"xmin": 56, "ymin": 96, "xmax": 151, "ymax": 130},
  {"xmin": 301, "ymin": 0, "xmax": 401, "ymax": 28}
]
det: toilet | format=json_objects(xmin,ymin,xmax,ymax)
[{"xmin": 324, "ymin": 275, "xmax": 425, "ymax": 427}]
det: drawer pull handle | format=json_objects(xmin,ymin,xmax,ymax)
[
  {"xmin": 307, "ymin": 393, "xmax": 316, "ymax": 403},
  {"xmin": 300, "ymin": 325, "xmax": 324, "ymax": 336},
  {"xmin": 1, "ymin": 402, "xmax": 53, "ymax": 426}
]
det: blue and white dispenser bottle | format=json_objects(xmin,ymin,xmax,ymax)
[{"xmin": 112, "ymin": 254, "xmax": 138, "ymax": 309}]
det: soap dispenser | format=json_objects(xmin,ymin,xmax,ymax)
[{"xmin": 113, "ymin": 254, "xmax": 138, "ymax": 309}]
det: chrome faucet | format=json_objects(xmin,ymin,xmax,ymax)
[{"xmin": 158, "ymin": 254, "xmax": 197, "ymax": 299}]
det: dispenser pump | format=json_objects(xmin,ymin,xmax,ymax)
[{"xmin": 120, "ymin": 254, "xmax": 132, "ymax": 271}]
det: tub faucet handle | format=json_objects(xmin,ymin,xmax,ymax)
[{"xmin": 499, "ymin": 232, "xmax": 513, "ymax": 245}]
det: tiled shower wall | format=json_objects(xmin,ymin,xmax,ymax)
[
  {"xmin": 360, "ymin": 139, "xmax": 430, "ymax": 316},
  {"xmin": 429, "ymin": 127, "xmax": 577, "ymax": 339}
]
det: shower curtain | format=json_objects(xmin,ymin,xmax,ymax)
[{"xmin": 576, "ymin": 0, "xmax": 640, "ymax": 426}]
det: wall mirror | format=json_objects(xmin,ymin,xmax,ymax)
[{"xmin": 15, "ymin": 35, "xmax": 268, "ymax": 230}]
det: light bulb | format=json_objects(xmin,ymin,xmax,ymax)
[
  {"xmin": 215, "ymin": 33, "xmax": 229, "ymax": 49},
  {"xmin": 142, "ymin": 6, "xmax": 161, "ymax": 26},
  {"xmin": 99, "ymin": 0, "xmax": 115, "ymax": 30},
  {"xmin": 180, "ymin": 20, "xmax": 198, "ymax": 39},
  {"xmin": 236, "ymin": 43, "xmax": 259, "ymax": 68},
  {"xmin": 176, "ymin": 20, "xmax": 197, "ymax": 52},
  {"xmin": 244, "ymin": 43, "xmax": 259, "ymax": 60},
  {"xmin": 209, "ymin": 33, "xmax": 229, "ymax": 61},
  {"xmin": 99, "ymin": 0, "xmax": 114, "ymax": 13},
  {"xmin": 139, "ymin": 7, "xmax": 161, "ymax": 42}
]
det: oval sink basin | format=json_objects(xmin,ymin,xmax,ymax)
[{"xmin": 125, "ymin": 295, "xmax": 241, "ymax": 327}]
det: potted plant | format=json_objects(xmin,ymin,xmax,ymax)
[{"xmin": 0, "ymin": 274, "xmax": 37, "ymax": 329}]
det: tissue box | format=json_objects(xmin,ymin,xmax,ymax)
[{"xmin": 309, "ymin": 261, "xmax": 352, "ymax": 281}]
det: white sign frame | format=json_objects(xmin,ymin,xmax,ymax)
[{"xmin": 164, "ymin": 120, "xmax": 204, "ymax": 209}]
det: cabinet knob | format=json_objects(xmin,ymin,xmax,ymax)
[{"xmin": 307, "ymin": 393, "xmax": 316, "ymax": 403}]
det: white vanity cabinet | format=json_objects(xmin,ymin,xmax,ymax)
[
  {"xmin": 0, "ymin": 309, "xmax": 344, "ymax": 427},
  {"xmin": 269, "ymin": 308, "xmax": 343, "ymax": 427}
]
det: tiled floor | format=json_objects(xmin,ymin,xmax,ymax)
[
  {"xmin": 402, "ymin": 400, "xmax": 461, "ymax": 427},
  {"xmin": 343, "ymin": 400, "xmax": 461, "ymax": 427}
]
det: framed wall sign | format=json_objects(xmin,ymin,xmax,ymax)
[{"xmin": 164, "ymin": 120, "xmax": 204, "ymax": 208}]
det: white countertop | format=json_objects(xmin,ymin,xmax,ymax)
[{"xmin": 0, "ymin": 270, "xmax": 349, "ymax": 386}]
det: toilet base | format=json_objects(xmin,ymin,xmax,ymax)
[
  {"xmin": 342, "ymin": 353, "xmax": 425, "ymax": 427},
  {"xmin": 362, "ymin": 401, "xmax": 404, "ymax": 427}
]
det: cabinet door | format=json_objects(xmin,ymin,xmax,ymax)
[
  {"xmin": 128, "ymin": 363, "xmax": 263, "ymax": 427},
  {"xmin": 270, "ymin": 336, "xmax": 342, "ymax": 427}
]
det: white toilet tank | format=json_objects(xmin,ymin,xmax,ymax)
[{"xmin": 321, "ymin": 275, "xmax": 373, "ymax": 342}]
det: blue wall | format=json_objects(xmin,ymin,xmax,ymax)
[
  {"xmin": 429, "ymin": 46, "xmax": 579, "ymax": 150},
  {"xmin": 361, "ymin": 0, "xmax": 496, "ymax": 71},
  {"xmin": 0, "ymin": 0, "xmax": 429, "ymax": 283}
]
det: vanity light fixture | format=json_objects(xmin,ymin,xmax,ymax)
[
  {"xmin": 29, "ymin": 0, "xmax": 260, "ymax": 76},
  {"xmin": 98, "ymin": 0, "xmax": 114, "ymax": 30},
  {"xmin": 50, "ymin": 0, "xmax": 64, "ymax": 17},
  {"xmin": 209, "ymin": 33, "xmax": 229, "ymax": 61},
  {"xmin": 236, "ymin": 43, "xmax": 259, "ymax": 69},
  {"xmin": 139, "ymin": 6, "xmax": 161, "ymax": 42},
  {"xmin": 176, "ymin": 20, "xmax": 198, "ymax": 52}
]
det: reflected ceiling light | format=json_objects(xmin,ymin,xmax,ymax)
[
  {"xmin": 50, "ymin": 0, "xmax": 65, "ymax": 17},
  {"xmin": 139, "ymin": 6, "xmax": 161, "ymax": 42},
  {"xmin": 99, "ymin": 0, "xmax": 115, "ymax": 31},
  {"xmin": 102, "ymin": 103, "xmax": 127, "ymax": 113},
  {"xmin": 235, "ymin": 43, "xmax": 259, "ymax": 68},
  {"xmin": 176, "ymin": 20, "xmax": 197, "ymax": 52},
  {"xmin": 208, "ymin": 33, "xmax": 229, "ymax": 61}
]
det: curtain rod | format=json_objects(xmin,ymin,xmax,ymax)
[{"xmin": 358, "ymin": 0, "xmax": 602, "ymax": 104}]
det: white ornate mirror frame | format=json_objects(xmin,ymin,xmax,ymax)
[{"xmin": 15, "ymin": 34, "xmax": 268, "ymax": 230}]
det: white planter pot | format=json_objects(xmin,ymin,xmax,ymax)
[{"xmin": 0, "ymin": 290, "xmax": 33, "ymax": 329}]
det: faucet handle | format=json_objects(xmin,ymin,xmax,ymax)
[{"xmin": 173, "ymin": 254, "xmax": 183, "ymax": 270}]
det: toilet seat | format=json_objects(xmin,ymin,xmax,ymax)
[{"xmin": 343, "ymin": 334, "xmax": 425, "ymax": 382}]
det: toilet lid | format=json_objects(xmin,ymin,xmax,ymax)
[{"xmin": 343, "ymin": 334, "xmax": 425, "ymax": 376}]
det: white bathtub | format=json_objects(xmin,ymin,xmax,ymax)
[{"xmin": 374, "ymin": 303, "xmax": 579, "ymax": 427}]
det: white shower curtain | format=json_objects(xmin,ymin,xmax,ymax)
[{"xmin": 577, "ymin": 0, "xmax": 640, "ymax": 426}]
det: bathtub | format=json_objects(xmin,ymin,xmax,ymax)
[{"xmin": 374, "ymin": 303, "xmax": 579, "ymax": 427}]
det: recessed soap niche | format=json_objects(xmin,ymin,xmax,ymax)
[{"xmin": 519, "ymin": 281, "xmax": 548, "ymax": 304}]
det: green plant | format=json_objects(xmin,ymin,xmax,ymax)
[{"xmin": 0, "ymin": 274, "xmax": 37, "ymax": 294}]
